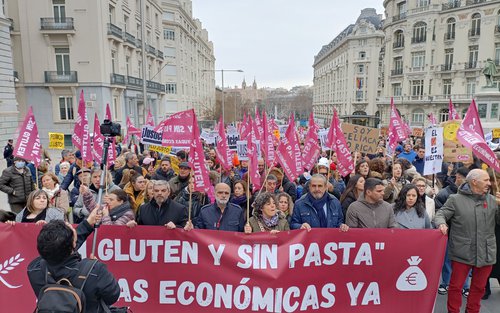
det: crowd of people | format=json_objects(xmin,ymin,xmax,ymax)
[{"xmin": 1, "ymin": 135, "xmax": 500, "ymax": 313}]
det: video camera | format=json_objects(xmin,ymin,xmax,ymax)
[{"xmin": 100, "ymin": 119, "xmax": 121, "ymax": 137}]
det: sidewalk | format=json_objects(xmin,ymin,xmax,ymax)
[{"xmin": 434, "ymin": 279, "xmax": 500, "ymax": 312}]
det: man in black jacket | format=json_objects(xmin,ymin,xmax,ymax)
[
  {"xmin": 27, "ymin": 219, "xmax": 120, "ymax": 312},
  {"xmin": 0, "ymin": 156, "xmax": 36, "ymax": 213},
  {"xmin": 130, "ymin": 180, "xmax": 187, "ymax": 227},
  {"xmin": 151, "ymin": 157, "xmax": 175, "ymax": 181},
  {"xmin": 3, "ymin": 139, "xmax": 14, "ymax": 167}
]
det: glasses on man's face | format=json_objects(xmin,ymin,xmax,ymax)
[{"xmin": 416, "ymin": 184, "xmax": 426, "ymax": 189}]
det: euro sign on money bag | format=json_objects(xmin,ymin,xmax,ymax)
[{"xmin": 396, "ymin": 256, "xmax": 427, "ymax": 291}]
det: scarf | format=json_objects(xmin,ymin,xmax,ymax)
[
  {"xmin": 109, "ymin": 202, "xmax": 132, "ymax": 222},
  {"xmin": 231, "ymin": 195, "xmax": 247, "ymax": 207},
  {"xmin": 42, "ymin": 184, "xmax": 60, "ymax": 200},
  {"xmin": 307, "ymin": 192, "xmax": 329, "ymax": 227},
  {"xmin": 261, "ymin": 213, "xmax": 279, "ymax": 228}
]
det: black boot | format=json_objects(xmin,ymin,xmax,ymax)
[{"xmin": 482, "ymin": 279, "xmax": 491, "ymax": 300}]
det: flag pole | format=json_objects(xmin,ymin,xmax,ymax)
[
  {"xmin": 35, "ymin": 167, "xmax": 39, "ymax": 189},
  {"xmin": 246, "ymin": 159, "xmax": 251, "ymax": 223},
  {"xmin": 352, "ymin": 151, "xmax": 358, "ymax": 175},
  {"xmin": 188, "ymin": 187, "xmax": 192, "ymax": 223}
]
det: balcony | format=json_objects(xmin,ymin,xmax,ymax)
[
  {"xmin": 444, "ymin": 32, "xmax": 455, "ymax": 41},
  {"xmin": 409, "ymin": 66, "xmax": 425, "ymax": 73},
  {"xmin": 136, "ymin": 38, "xmax": 142, "ymax": 49},
  {"xmin": 442, "ymin": 1, "xmax": 461, "ymax": 10},
  {"xmin": 125, "ymin": 75, "xmax": 165, "ymax": 93},
  {"xmin": 40, "ymin": 17, "xmax": 75, "ymax": 31},
  {"xmin": 110, "ymin": 73, "xmax": 126, "ymax": 85},
  {"xmin": 440, "ymin": 64, "xmax": 453, "ymax": 71},
  {"xmin": 124, "ymin": 32, "xmax": 136, "ymax": 46},
  {"xmin": 468, "ymin": 28, "xmax": 480, "ymax": 37},
  {"xmin": 146, "ymin": 44, "xmax": 156, "ymax": 55},
  {"xmin": 107, "ymin": 23, "xmax": 123, "ymax": 40},
  {"xmin": 391, "ymin": 69, "xmax": 403, "ymax": 76},
  {"xmin": 157, "ymin": 50, "xmax": 164, "ymax": 59},
  {"xmin": 44, "ymin": 71, "xmax": 78, "ymax": 83},
  {"xmin": 466, "ymin": 0, "xmax": 485, "ymax": 5},
  {"xmin": 411, "ymin": 36, "xmax": 426, "ymax": 44},
  {"xmin": 147, "ymin": 80, "xmax": 165, "ymax": 93},
  {"xmin": 392, "ymin": 13, "xmax": 407, "ymax": 23},
  {"xmin": 127, "ymin": 75, "xmax": 143, "ymax": 88},
  {"xmin": 464, "ymin": 62, "xmax": 477, "ymax": 70},
  {"xmin": 393, "ymin": 40, "xmax": 404, "ymax": 49}
]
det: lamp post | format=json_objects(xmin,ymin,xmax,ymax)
[{"xmin": 203, "ymin": 69, "xmax": 243, "ymax": 124}]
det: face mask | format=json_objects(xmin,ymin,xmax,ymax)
[{"xmin": 14, "ymin": 161, "xmax": 25, "ymax": 169}]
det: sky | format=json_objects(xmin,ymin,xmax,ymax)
[{"xmin": 191, "ymin": 0, "xmax": 385, "ymax": 90}]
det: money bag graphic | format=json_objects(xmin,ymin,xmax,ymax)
[{"xmin": 396, "ymin": 256, "xmax": 427, "ymax": 291}]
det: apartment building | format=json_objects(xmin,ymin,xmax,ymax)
[
  {"xmin": 312, "ymin": 8, "xmax": 385, "ymax": 126},
  {"xmin": 378, "ymin": 0, "xmax": 500, "ymax": 129}
]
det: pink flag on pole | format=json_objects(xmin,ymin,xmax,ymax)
[
  {"xmin": 92, "ymin": 114, "xmax": 116, "ymax": 166},
  {"xmin": 457, "ymin": 100, "xmax": 500, "ymax": 172},
  {"xmin": 103, "ymin": 103, "xmax": 117, "ymax": 165},
  {"xmin": 146, "ymin": 109, "xmax": 155, "ymax": 127},
  {"xmin": 105, "ymin": 103, "xmax": 112, "ymax": 121},
  {"xmin": 387, "ymin": 97, "xmax": 407, "ymax": 153},
  {"xmin": 155, "ymin": 110, "xmax": 196, "ymax": 147},
  {"xmin": 448, "ymin": 99, "xmax": 460, "ymax": 120},
  {"xmin": 254, "ymin": 108, "xmax": 264, "ymax": 142},
  {"xmin": 215, "ymin": 116, "xmax": 233, "ymax": 171},
  {"xmin": 246, "ymin": 129, "xmax": 261, "ymax": 192},
  {"xmin": 72, "ymin": 91, "xmax": 92, "ymax": 162},
  {"xmin": 262, "ymin": 111, "xmax": 275, "ymax": 167},
  {"xmin": 276, "ymin": 114, "xmax": 302, "ymax": 182},
  {"xmin": 239, "ymin": 112, "xmax": 248, "ymax": 137},
  {"xmin": 189, "ymin": 110, "xmax": 215, "ymax": 202},
  {"xmin": 331, "ymin": 109, "xmax": 354, "ymax": 177},
  {"xmin": 302, "ymin": 112, "xmax": 321, "ymax": 171},
  {"xmin": 13, "ymin": 107, "xmax": 42, "ymax": 167},
  {"xmin": 427, "ymin": 113, "xmax": 437, "ymax": 125},
  {"xmin": 123, "ymin": 115, "xmax": 141, "ymax": 144},
  {"xmin": 270, "ymin": 118, "xmax": 280, "ymax": 146}
]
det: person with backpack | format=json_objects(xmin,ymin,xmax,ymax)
[{"xmin": 27, "ymin": 218, "xmax": 120, "ymax": 312}]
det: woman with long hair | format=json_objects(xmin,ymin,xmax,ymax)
[
  {"xmin": 41, "ymin": 172, "xmax": 69, "ymax": 216},
  {"xmin": 384, "ymin": 161, "xmax": 409, "ymax": 203},
  {"xmin": 231, "ymin": 180, "xmax": 249, "ymax": 210},
  {"xmin": 393, "ymin": 184, "xmax": 431, "ymax": 229},
  {"xmin": 277, "ymin": 192, "xmax": 294, "ymax": 225},
  {"xmin": 355, "ymin": 160, "xmax": 371, "ymax": 179},
  {"xmin": 340, "ymin": 174, "xmax": 365, "ymax": 217},
  {"xmin": 244, "ymin": 192, "xmax": 289, "ymax": 234},
  {"xmin": 12, "ymin": 190, "xmax": 65, "ymax": 224}
]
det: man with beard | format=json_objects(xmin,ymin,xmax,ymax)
[
  {"xmin": 168, "ymin": 162, "xmax": 191, "ymax": 199},
  {"xmin": 184, "ymin": 183, "xmax": 245, "ymax": 232},
  {"xmin": 290, "ymin": 174, "xmax": 348, "ymax": 231},
  {"xmin": 128, "ymin": 180, "xmax": 187, "ymax": 227},
  {"xmin": 346, "ymin": 178, "xmax": 397, "ymax": 228},
  {"xmin": 152, "ymin": 157, "xmax": 175, "ymax": 181}
]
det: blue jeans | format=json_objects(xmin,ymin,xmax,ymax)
[{"xmin": 441, "ymin": 245, "xmax": 470, "ymax": 289}]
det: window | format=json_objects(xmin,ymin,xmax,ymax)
[
  {"xmin": 466, "ymin": 78, "xmax": 476, "ymax": 97},
  {"xmin": 138, "ymin": 60, "xmax": 142, "ymax": 78},
  {"xmin": 495, "ymin": 43, "xmax": 500, "ymax": 66},
  {"xmin": 468, "ymin": 45, "xmax": 478, "ymax": 68},
  {"xmin": 166, "ymin": 83, "xmax": 177, "ymax": 94},
  {"xmin": 439, "ymin": 109, "xmax": 449, "ymax": 123},
  {"xmin": 111, "ymin": 50, "xmax": 116, "ymax": 73},
  {"xmin": 55, "ymin": 47, "xmax": 70, "ymax": 74},
  {"xmin": 478, "ymin": 103, "xmax": 487, "ymax": 119},
  {"xmin": 412, "ymin": 109, "xmax": 424, "ymax": 124},
  {"xmin": 359, "ymin": 51, "xmax": 366, "ymax": 59},
  {"xmin": 393, "ymin": 57, "xmax": 403, "ymax": 75},
  {"xmin": 393, "ymin": 83, "xmax": 402, "ymax": 96},
  {"xmin": 125, "ymin": 56, "xmax": 130, "ymax": 76},
  {"xmin": 58, "ymin": 96, "xmax": 74, "ymax": 120},
  {"xmin": 358, "ymin": 65, "xmax": 364, "ymax": 73},
  {"xmin": 411, "ymin": 80, "xmax": 424, "ymax": 96},
  {"xmin": 108, "ymin": 5, "xmax": 115, "ymax": 24},
  {"xmin": 164, "ymin": 47, "xmax": 176, "ymax": 58},
  {"xmin": 444, "ymin": 49, "xmax": 453, "ymax": 70},
  {"xmin": 443, "ymin": 79, "xmax": 452, "ymax": 96},
  {"xmin": 397, "ymin": 1, "xmax": 407, "ymax": 17},
  {"xmin": 394, "ymin": 30, "xmax": 404, "ymax": 48},
  {"xmin": 491, "ymin": 103, "xmax": 499, "ymax": 119},
  {"xmin": 124, "ymin": 15, "xmax": 129, "ymax": 32},
  {"xmin": 446, "ymin": 18, "xmax": 455, "ymax": 39},
  {"xmin": 53, "ymin": 0, "xmax": 66, "ymax": 23},
  {"xmin": 164, "ymin": 28, "xmax": 175, "ymax": 40},
  {"xmin": 411, "ymin": 51, "xmax": 425, "ymax": 69},
  {"xmin": 412, "ymin": 22, "xmax": 427, "ymax": 43},
  {"xmin": 163, "ymin": 11, "xmax": 174, "ymax": 21},
  {"xmin": 165, "ymin": 64, "xmax": 176, "ymax": 76},
  {"xmin": 470, "ymin": 13, "xmax": 481, "ymax": 36}
]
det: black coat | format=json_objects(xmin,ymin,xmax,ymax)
[
  {"xmin": 174, "ymin": 188, "xmax": 209, "ymax": 223},
  {"xmin": 0, "ymin": 166, "xmax": 36, "ymax": 205},
  {"xmin": 137, "ymin": 198, "xmax": 187, "ymax": 227},
  {"xmin": 151, "ymin": 168, "xmax": 175, "ymax": 181}
]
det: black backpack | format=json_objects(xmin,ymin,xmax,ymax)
[{"xmin": 35, "ymin": 258, "xmax": 98, "ymax": 313}]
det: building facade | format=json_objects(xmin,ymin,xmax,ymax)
[
  {"xmin": 161, "ymin": 0, "xmax": 215, "ymax": 119},
  {"xmin": 0, "ymin": 2, "xmax": 18, "ymax": 145},
  {"xmin": 378, "ymin": 0, "xmax": 500, "ymax": 130},
  {"xmin": 312, "ymin": 8, "xmax": 385, "ymax": 127}
]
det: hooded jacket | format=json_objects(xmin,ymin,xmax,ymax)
[
  {"xmin": 345, "ymin": 193, "xmax": 397, "ymax": 228},
  {"xmin": 434, "ymin": 183, "xmax": 500, "ymax": 267},
  {"xmin": 0, "ymin": 166, "xmax": 36, "ymax": 204}
]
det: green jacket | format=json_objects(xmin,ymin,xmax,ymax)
[
  {"xmin": 248, "ymin": 211, "xmax": 290, "ymax": 233},
  {"xmin": 434, "ymin": 183, "xmax": 500, "ymax": 267}
]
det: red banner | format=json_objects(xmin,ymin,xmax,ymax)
[
  {"xmin": 155, "ymin": 110, "xmax": 195, "ymax": 147},
  {"xmin": 0, "ymin": 224, "xmax": 446, "ymax": 313},
  {"xmin": 13, "ymin": 107, "xmax": 42, "ymax": 166}
]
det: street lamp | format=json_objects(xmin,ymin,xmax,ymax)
[{"xmin": 203, "ymin": 69, "xmax": 243, "ymax": 124}]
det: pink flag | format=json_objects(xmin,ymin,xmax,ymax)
[
  {"xmin": 92, "ymin": 114, "xmax": 116, "ymax": 166},
  {"xmin": 72, "ymin": 91, "xmax": 92, "ymax": 162},
  {"xmin": 262, "ymin": 111, "xmax": 275, "ymax": 167},
  {"xmin": 239, "ymin": 112, "xmax": 248, "ymax": 137},
  {"xmin": 403, "ymin": 120, "xmax": 412, "ymax": 137},
  {"xmin": 276, "ymin": 114, "xmax": 302, "ymax": 182},
  {"xmin": 155, "ymin": 110, "xmax": 195, "ymax": 147},
  {"xmin": 105, "ymin": 103, "xmax": 112, "ymax": 121},
  {"xmin": 13, "ymin": 107, "xmax": 42, "ymax": 167},
  {"xmin": 387, "ymin": 97, "xmax": 407, "ymax": 153},
  {"xmin": 103, "ymin": 103, "xmax": 117, "ymax": 165},
  {"xmin": 270, "ymin": 118, "xmax": 280, "ymax": 146},
  {"xmin": 448, "ymin": 99, "xmax": 460, "ymax": 120},
  {"xmin": 457, "ymin": 100, "xmax": 500, "ymax": 172},
  {"xmin": 427, "ymin": 113, "xmax": 437, "ymax": 125},
  {"xmin": 215, "ymin": 116, "xmax": 233, "ymax": 171},
  {"xmin": 146, "ymin": 109, "xmax": 155, "ymax": 127},
  {"xmin": 331, "ymin": 109, "xmax": 354, "ymax": 177},
  {"xmin": 123, "ymin": 115, "xmax": 141, "ymax": 144},
  {"xmin": 246, "ymin": 129, "xmax": 261, "ymax": 192},
  {"xmin": 302, "ymin": 112, "xmax": 321, "ymax": 171},
  {"xmin": 189, "ymin": 110, "xmax": 215, "ymax": 202},
  {"xmin": 254, "ymin": 108, "xmax": 264, "ymax": 141}
]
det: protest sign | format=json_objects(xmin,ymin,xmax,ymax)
[
  {"xmin": 341, "ymin": 123, "xmax": 379, "ymax": 154},
  {"xmin": 226, "ymin": 132, "xmax": 240, "ymax": 151},
  {"xmin": 236, "ymin": 140, "xmax": 261, "ymax": 161},
  {"xmin": 442, "ymin": 120, "xmax": 460, "ymax": 142},
  {"xmin": 412, "ymin": 128, "xmax": 424, "ymax": 137},
  {"xmin": 443, "ymin": 140, "xmax": 472, "ymax": 163},
  {"xmin": 492, "ymin": 128, "xmax": 500, "ymax": 138},
  {"xmin": 423, "ymin": 127, "xmax": 444, "ymax": 175},
  {"xmin": 141, "ymin": 125, "xmax": 163, "ymax": 145},
  {"xmin": 318, "ymin": 129, "xmax": 329, "ymax": 150},
  {"xmin": 0, "ymin": 224, "xmax": 446, "ymax": 313},
  {"xmin": 48, "ymin": 132, "xmax": 64, "ymax": 150},
  {"xmin": 149, "ymin": 145, "xmax": 172, "ymax": 155},
  {"xmin": 278, "ymin": 124, "xmax": 288, "ymax": 138}
]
